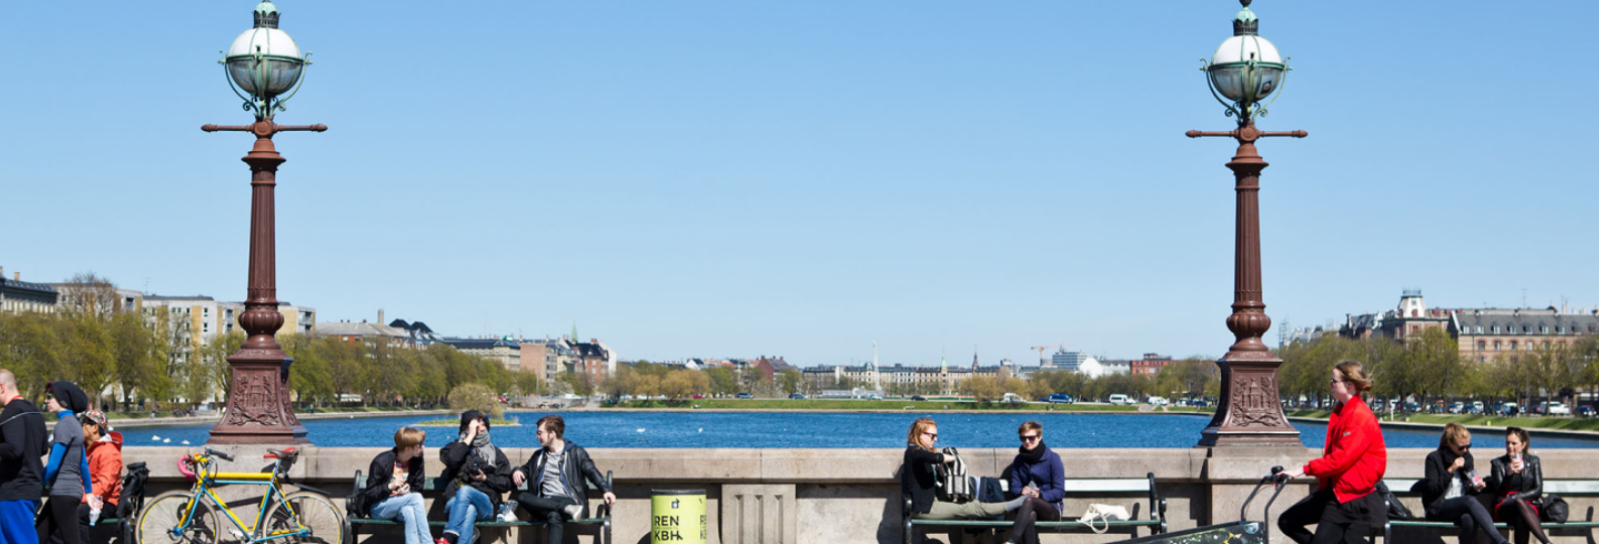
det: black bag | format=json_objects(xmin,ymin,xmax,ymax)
[
  {"xmin": 1541, "ymin": 494, "xmax": 1568, "ymax": 523},
  {"xmin": 1377, "ymin": 481, "xmax": 1414, "ymax": 520}
]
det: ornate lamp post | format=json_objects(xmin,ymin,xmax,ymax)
[
  {"xmin": 205, "ymin": 0, "xmax": 324, "ymax": 444},
  {"xmin": 1189, "ymin": 0, "xmax": 1304, "ymax": 447}
]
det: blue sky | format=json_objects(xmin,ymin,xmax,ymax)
[{"xmin": 4, "ymin": 2, "xmax": 1596, "ymax": 368}]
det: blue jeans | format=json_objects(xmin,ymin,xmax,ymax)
[
  {"xmin": 444, "ymin": 487, "xmax": 493, "ymax": 544},
  {"xmin": 370, "ymin": 493, "xmax": 430, "ymax": 544}
]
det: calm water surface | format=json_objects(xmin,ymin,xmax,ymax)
[{"xmin": 121, "ymin": 411, "xmax": 1599, "ymax": 450}]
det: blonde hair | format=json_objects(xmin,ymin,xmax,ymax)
[
  {"xmin": 907, "ymin": 418, "xmax": 937, "ymax": 451},
  {"xmin": 1440, "ymin": 422, "xmax": 1471, "ymax": 449},
  {"xmin": 394, "ymin": 427, "xmax": 426, "ymax": 449},
  {"xmin": 1334, "ymin": 360, "xmax": 1373, "ymax": 392}
]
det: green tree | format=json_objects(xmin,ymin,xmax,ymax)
[
  {"xmin": 448, "ymin": 383, "xmax": 504, "ymax": 418},
  {"xmin": 777, "ymin": 368, "xmax": 803, "ymax": 394}
]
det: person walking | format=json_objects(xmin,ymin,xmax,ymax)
[
  {"xmin": 1490, "ymin": 427, "xmax": 1551, "ymax": 544},
  {"xmin": 1278, "ymin": 360, "xmax": 1388, "ymax": 544},
  {"xmin": 1002, "ymin": 421, "xmax": 1064, "ymax": 544},
  {"xmin": 437, "ymin": 411, "xmax": 512, "ymax": 544},
  {"xmin": 900, "ymin": 418, "xmax": 1028, "ymax": 535},
  {"xmin": 36, "ymin": 382, "xmax": 94, "ymax": 544},
  {"xmin": 62, "ymin": 410, "xmax": 122, "ymax": 544},
  {"xmin": 0, "ymin": 370, "xmax": 49, "ymax": 544},
  {"xmin": 356, "ymin": 427, "xmax": 429, "ymax": 544},
  {"xmin": 510, "ymin": 415, "xmax": 616, "ymax": 544},
  {"xmin": 1421, "ymin": 423, "xmax": 1507, "ymax": 544}
]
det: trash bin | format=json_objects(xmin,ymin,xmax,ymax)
[{"xmin": 650, "ymin": 489, "xmax": 706, "ymax": 544}]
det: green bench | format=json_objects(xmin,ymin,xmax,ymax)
[
  {"xmin": 89, "ymin": 461, "xmax": 150, "ymax": 544},
  {"xmin": 1379, "ymin": 478, "xmax": 1599, "ymax": 542},
  {"xmin": 903, "ymin": 473, "xmax": 1167, "ymax": 543},
  {"xmin": 345, "ymin": 470, "xmax": 612, "ymax": 544}
]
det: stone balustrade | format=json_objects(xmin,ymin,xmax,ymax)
[{"xmin": 127, "ymin": 446, "xmax": 1599, "ymax": 544}]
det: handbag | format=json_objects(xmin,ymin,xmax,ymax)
[
  {"xmin": 1079, "ymin": 504, "xmax": 1130, "ymax": 534},
  {"xmin": 1541, "ymin": 494, "xmax": 1569, "ymax": 523},
  {"xmin": 1376, "ymin": 481, "xmax": 1414, "ymax": 520}
]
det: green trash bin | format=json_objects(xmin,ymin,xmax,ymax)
[{"xmin": 651, "ymin": 489, "xmax": 707, "ymax": 544}]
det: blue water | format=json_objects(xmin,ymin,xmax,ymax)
[{"xmin": 121, "ymin": 411, "xmax": 1599, "ymax": 450}]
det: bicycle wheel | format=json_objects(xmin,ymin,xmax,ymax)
[
  {"xmin": 260, "ymin": 492, "xmax": 344, "ymax": 544},
  {"xmin": 137, "ymin": 491, "xmax": 221, "ymax": 544}
]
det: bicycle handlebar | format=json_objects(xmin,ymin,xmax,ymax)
[{"xmin": 204, "ymin": 448, "xmax": 234, "ymax": 462}]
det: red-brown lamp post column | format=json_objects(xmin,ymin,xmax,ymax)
[
  {"xmin": 204, "ymin": 0, "xmax": 324, "ymax": 445},
  {"xmin": 1190, "ymin": 0, "xmax": 1304, "ymax": 447}
]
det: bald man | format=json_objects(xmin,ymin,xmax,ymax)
[{"xmin": 0, "ymin": 369, "xmax": 49, "ymax": 544}]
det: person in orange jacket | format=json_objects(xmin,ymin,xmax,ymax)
[
  {"xmin": 1278, "ymin": 360, "xmax": 1388, "ymax": 544},
  {"xmin": 67, "ymin": 411, "xmax": 119, "ymax": 544}
]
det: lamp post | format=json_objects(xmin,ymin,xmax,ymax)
[
  {"xmin": 205, "ymin": 0, "xmax": 324, "ymax": 445},
  {"xmin": 1189, "ymin": 0, "xmax": 1303, "ymax": 447}
]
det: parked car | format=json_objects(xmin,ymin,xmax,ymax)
[
  {"xmin": 691, "ymin": 394, "xmax": 705, "ymax": 400},
  {"xmin": 1448, "ymin": 402, "xmax": 1465, "ymax": 414},
  {"xmin": 867, "ymin": 394, "xmax": 884, "ymax": 401},
  {"xmin": 789, "ymin": 393, "xmax": 807, "ymax": 400},
  {"xmin": 910, "ymin": 395, "xmax": 927, "ymax": 402},
  {"xmin": 1578, "ymin": 406, "xmax": 1595, "ymax": 418},
  {"xmin": 1045, "ymin": 394, "xmax": 1074, "ymax": 404},
  {"xmin": 1471, "ymin": 401, "xmax": 1485, "ymax": 414},
  {"xmin": 1498, "ymin": 402, "xmax": 1519, "ymax": 416},
  {"xmin": 1148, "ymin": 396, "xmax": 1169, "ymax": 406},
  {"xmin": 1547, "ymin": 402, "xmax": 1571, "ymax": 416},
  {"xmin": 736, "ymin": 392, "xmax": 754, "ymax": 399},
  {"xmin": 1000, "ymin": 393, "xmax": 1025, "ymax": 404},
  {"xmin": 1108, "ymin": 394, "xmax": 1133, "ymax": 406}
]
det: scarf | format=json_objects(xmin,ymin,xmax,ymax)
[
  {"xmin": 469, "ymin": 429, "xmax": 496, "ymax": 463},
  {"xmin": 1019, "ymin": 442, "xmax": 1047, "ymax": 463}
]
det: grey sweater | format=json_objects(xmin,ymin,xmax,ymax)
[{"xmin": 48, "ymin": 413, "xmax": 87, "ymax": 497}]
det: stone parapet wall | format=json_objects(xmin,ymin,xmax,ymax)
[{"xmin": 127, "ymin": 446, "xmax": 1599, "ymax": 544}]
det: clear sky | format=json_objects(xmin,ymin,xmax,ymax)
[{"xmin": 4, "ymin": 2, "xmax": 1596, "ymax": 368}]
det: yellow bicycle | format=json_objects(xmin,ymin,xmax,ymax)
[{"xmin": 136, "ymin": 448, "xmax": 343, "ymax": 544}]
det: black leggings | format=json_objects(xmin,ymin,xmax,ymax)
[
  {"xmin": 1007, "ymin": 497, "xmax": 1060, "ymax": 544},
  {"xmin": 1428, "ymin": 496, "xmax": 1505, "ymax": 544},
  {"xmin": 515, "ymin": 493, "xmax": 579, "ymax": 544},
  {"xmin": 1495, "ymin": 496, "xmax": 1550, "ymax": 544},
  {"xmin": 35, "ymin": 497, "xmax": 83, "ymax": 544},
  {"xmin": 1277, "ymin": 490, "xmax": 1383, "ymax": 544}
]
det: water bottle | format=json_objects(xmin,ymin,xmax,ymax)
[{"xmin": 88, "ymin": 506, "xmax": 101, "ymax": 526}]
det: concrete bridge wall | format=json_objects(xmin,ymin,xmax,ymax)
[{"xmin": 126, "ymin": 446, "xmax": 1599, "ymax": 544}]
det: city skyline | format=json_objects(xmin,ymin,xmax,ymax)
[{"xmin": 3, "ymin": 1, "xmax": 1596, "ymax": 367}]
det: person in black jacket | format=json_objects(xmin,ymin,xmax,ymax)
[
  {"xmin": 439, "ymin": 411, "xmax": 513, "ymax": 544},
  {"xmin": 0, "ymin": 369, "xmax": 49, "ymax": 544},
  {"xmin": 900, "ymin": 419, "xmax": 1026, "ymax": 539},
  {"xmin": 1421, "ymin": 423, "xmax": 1507, "ymax": 544},
  {"xmin": 359, "ymin": 427, "xmax": 429, "ymax": 544},
  {"xmin": 510, "ymin": 415, "xmax": 615, "ymax": 544},
  {"xmin": 1490, "ymin": 427, "xmax": 1550, "ymax": 544}
]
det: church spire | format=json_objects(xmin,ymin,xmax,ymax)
[{"xmin": 571, "ymin": 320, "xmax": 578, "ymax": 342}]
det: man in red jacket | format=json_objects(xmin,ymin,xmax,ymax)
[{"xmin": 1279, "ymin": 361, "xmax": 1387, "ymax": 544}]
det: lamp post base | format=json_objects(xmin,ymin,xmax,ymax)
[
  {"xmin": 206, "ymin": 350, "xmax": 309, "ymax": 445},
  {"xmin": 1197, "ymin": 355, "xmax": 1299, "ymax": 448}
]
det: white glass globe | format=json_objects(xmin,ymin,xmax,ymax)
[
  {"xmin": 226, "ymin": 27, "xmax": 303, "ymax": 97},
  {"xmin": 1208, "ymin": 35, "xmax": 1284, "ymax": 104}
]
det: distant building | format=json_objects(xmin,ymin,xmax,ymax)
[
  {"xmin": 519, "ymin": 338, "xmax": 577, "ymax": 382},
  {"xmin": 1051, "ymin": 349, "xmax": 1088, "ymax": 372},
  {"xmin": 1130, "ymin": 353, "xmax": 1176, "ymax": 376},
  {"xmin": 753, "ymin": 356, "xmax": 793, "ymax": 381},
  {"xmin": 1339, "ymin": 290, "xmax": 1599, "ymax": 363},
  {"xmin": 316, "ymin": 320, "xmax": 412, "ymax": 346},
  {"xmin": 0, "ymin": 267, "xmax": 58, "ymax": 314},
  {"xmin": 142, "ymin": 294, "xmax": 314, "ymax": 347},
  {"xmin": 570, "ymin": 338, "xmax": 616, "ymax": 381},
  {"xmin": 441, "ymin": 337, "xmax": 522, "ymax": 371}
]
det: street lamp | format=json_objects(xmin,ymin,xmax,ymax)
[
  {"xmin": 204, "ymin": 0, "xmax": 325, "ymax": 445},
  {"xmin": 1188, "ymin": 0, "xmax": 1303, "ymax": 448}
]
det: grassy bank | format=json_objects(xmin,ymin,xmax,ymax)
[
  {"xmin": 603, "ymin": 398, "xmax": 1206, "ymax": 412},
  {"xmin": 1287, "ymin": 410, "xmax": 1599, "ymax": 432}
]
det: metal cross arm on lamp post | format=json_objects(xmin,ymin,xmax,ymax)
[
  {"xmin": 1191, "ymin": 0, "xmax": 1304, "ymax": 448},
  {"xmin": 203, "ymin": 0, "xmax": 324, "ymax": 445}
]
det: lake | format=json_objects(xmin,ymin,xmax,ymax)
[{"xmin": 119, "ymin": 411, "xmax": 1599, "ymax": 450}]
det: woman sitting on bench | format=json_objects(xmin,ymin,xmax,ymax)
[
  {"xmin": 1490, "ymin": 427, "xmax": 1551, "ymax": 544},
  {"xmin": 1421, "ymin": 423, "xmax": 1507, "ymax": 544},
  {"xmin": 1002, "ymin": 421, "xmax": 1063, "ymax": 544},
  {"xmin": 901, "ymin": 418, "xmax": 1028, "ymax": 540}
]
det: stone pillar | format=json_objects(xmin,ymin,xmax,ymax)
[{"xmin": 721, "ymin": 484, "xmax": 797, "ymax": 544}]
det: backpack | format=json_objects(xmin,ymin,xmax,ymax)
[{"xmin": 1377, "ymin": 481, "xmax": 1414, "ymax": 520}]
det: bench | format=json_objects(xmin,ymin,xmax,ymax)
[
  {"xmin": 346, "ymin": 470, "xmax": 612, "ymax": 544},
  {"xmin": 90, "ymin": 461, "xmax": 150, "ymax": 544},
  {"xmin": 904, "ymin": 472, "xmax": 1167, "ymax": 544},
  {"xmin": 1379, "ymin": 478, "xmax": 1599, "ymax": 542}
]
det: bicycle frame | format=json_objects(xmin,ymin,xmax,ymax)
[{"xmin": 171, "ymin": 454, "xmax": 309, "ymax": 544}]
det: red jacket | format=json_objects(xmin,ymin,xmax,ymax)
[
  {"xmin": 1304, "ymin": 395, "xmax": 1386, "ymax": 503},
  {"xmin": 82, "ymin": 432, "xmax": 123, "ymax": 507}
]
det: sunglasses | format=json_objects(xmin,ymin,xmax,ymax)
[
  {"xmin": 1020, "ymin": 434, "xmax": 1040, "ymax": 442},
  {"xmin": 922, "ymin": 431, "xmax": 938, "ymax": 440},
  {"xmin": 1455, "ymin": 444, "xmax": 1472, "ymax": 451}
]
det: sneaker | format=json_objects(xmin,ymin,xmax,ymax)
[{"xmin": 562, "ymin": 504, "xmax": 583, "ymax": 520}]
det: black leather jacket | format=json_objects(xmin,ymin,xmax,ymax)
[
  {"xmin": 1489, "ymin": 453, "xmax": 1543, "ymax": 503},
  {"xmin": 516, "ymin": 442, "xmax": 611, "ymax": 517},
  {"xmin": 1421, "ymin": 447, "xmax": 1481, "ymax": 518}
]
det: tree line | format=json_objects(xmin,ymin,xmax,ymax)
[{"xmin": 1277, "ymin": 328, "xmax": 1599, "ymax": 410}]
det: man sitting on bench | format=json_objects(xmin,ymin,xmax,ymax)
[{"xmin": 510, "ymin": 416, "xmax": 615, "ymax": 544}]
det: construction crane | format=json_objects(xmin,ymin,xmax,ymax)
[{"xmin": 1030, "ymin": 344, "xmax": 1067, "ymax": 365}]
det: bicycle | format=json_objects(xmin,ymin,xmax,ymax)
[{"xmin": 137, "ymin": 447, "xmax": 344, "ymax": 544}]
